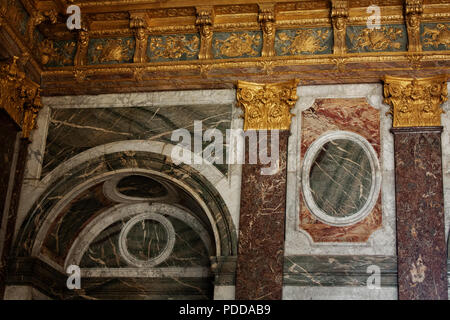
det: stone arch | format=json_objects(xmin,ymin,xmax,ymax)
[{"xmin": 11, "ymin": 141, "xmax": 238, "ymax": 299}]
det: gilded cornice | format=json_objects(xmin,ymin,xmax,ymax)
[
  {"xmin": 383, "ymin": 75, "xmax": 448, "ymax": 127},
  {"xmin": 236, "ymin": 79, "xmax": 299, "ymax": 130},
  {"xmin": 0, "ymin": 56, "xmax": 42, "ymax": 139},
  {"xmin": 2, "ymin": 0, "xmax": 450, "ymax": 95}
]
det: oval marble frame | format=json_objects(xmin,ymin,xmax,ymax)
[
  {"xmin": 119, "ymin": 212, "xmax": 176, "ymax": 268},
  {"xmin": 301, "ymin": 130, "xmax": 381, "ymax": 227},
  {"xmin": 103, "ymin": 173, "xmax": 179, "ymax": 204}
]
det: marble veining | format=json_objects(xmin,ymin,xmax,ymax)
[
  {"xmin": 299, "ymin": 98, "xmax": 382, "ymax": 242},
  {"xmin": 393, "ymin": 128, "xmax": 448, "ymax": 300},
  {"xmin": 43, "ymin": 104, "xmax": 232, "ymax": 176}
]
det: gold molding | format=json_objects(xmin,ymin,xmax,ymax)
[
  {"xmin": 236, "ymin": 79, "xmax": 299, "ymax": 130},
  {"xmin": 0, "ymin": 56, "xmax": 42, "ymax": 139},
  {"xmin": 383, "ymin": 75, "xmax": 448, "ymax": 127}
]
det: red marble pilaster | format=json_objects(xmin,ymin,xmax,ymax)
[
  {"xmin": 392, "ymin": 127, "xmax": 447, "ymax": 300},
  {"xmin": 236, "ymin": 130, "xmax": 288, "ymax": 300}
]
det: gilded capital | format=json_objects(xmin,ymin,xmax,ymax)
[
  {"xmin": 236, "ymin": 79, "xmax": 299, "ymax": 131},
  {"xmin": 0, "ymin": 56, "xmax": 42, "ymax": 139},
  {"xmin": 383, "ymin": 75, "xmax": 447, "ymax": 128}
]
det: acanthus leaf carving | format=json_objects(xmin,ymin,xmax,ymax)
[
  {"xmin": 383, "ymin": 75, "xmax": 448, "ymax": 127},
  {"xmin": 236, "ymin": 79, "xmax": 299, "ymax": 130}
]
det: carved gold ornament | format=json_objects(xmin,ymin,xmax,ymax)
[
  {"xmin": 38, "ymin": 40, "xmax": 76, "ymax": 66},
  {"xmin": 422, "ymin": 24, "xmax": 450, "ymax": 49},
  {"xmin": 214, "ymin": 32, "xmax": 261, "ymax": 58},
  {"xmin": 236, "ymin": 79, "xmax": 299, "ymax": 130},
  {"xmin": 0, "ymin": 56, "xmax": 42, "ymax": 139},
  {"xmin": 75, "ymin": 28, "xmax": 89, "ymax": 66},
  {"xmin": 258, "ymin": 4, "xmax": 275, "ymax": 57},
  {"xmin": 196, "ymin": 7, "xmax": 214, "ymax": 60},
  {"xmin": 331, "ymin": 0, "xmax": 348, "ymax": 55},
  {"xmin": 92, "ymin": 38, "xmax": 134, "ymax": 64},
  {"xmin": 277, "ymin": 29, "xmax": 330, "ymax": 55},
  {"xmin": 383, "ymin": 75, "xmax": 448, "ymax": 127},
  {"xmin": 149, "ymin": 35, "xmax": 199, "ymax": 60},
  {"xmin": 130, "ymin": 13, "xmax": 148, "ymax": 63},
  {"xmin": 405, "ymin": 0, "xmax": 423, "ymax": 52},
  {"xmin": 350, "ymin": 27, "xmax": 404, "ymax": 51}
]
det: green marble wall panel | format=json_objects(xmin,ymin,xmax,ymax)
[
  {"xmin": 80, "ymin": 216, "xmax": 209, "ymax": 268},
  {"xmin": 284, "ymin": 255, "xmax": 397, "ymax": 287},
  {"xmin": 16, "ymin": 150, "xmax": 238, "ymax": 259},
  {"xmin": 421, "ymin": 22, "xmax": 450, "ymax": 51},
  {"xmin": 67, "ymin": 277, "xmax": 214, "ymax": 300},
  {"xmin": 42, "ymin": 183, "xmax": 114, "ymax": 264},
  {"xmin": 309, "ymin": 139, "xmax": 372, "ymax": 218},
  {"xmin": 88, "ymin": 37, "xmax": 135, "ymax": 65},
  {"xmin": 8, "ymin": 257, "xmax": 214, "ymax": 300},
  {"xmin": 275, "ymin": 28, "xmax": 333, "ymax": 56},
  {"xmin": 147, "ymin": 33, "xmax": 200, "ymax": 62},
  {"xmin": 43, "ymin": 104, "xmax": 232, "ymax": 176},
  {"xmin": 212, "ymin": 31, "xmax": 262, "ymax": 59},
  {"xmin": 346, "ymin": 25, "xmax": 407, "ymax": 53}
]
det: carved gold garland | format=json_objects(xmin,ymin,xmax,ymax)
[
  {"xmin": 0, "ymin": 56, "xmax": 42, "ymax": 139},
  {"xmin": 236, "ymin": 79, "xmax": 299, "ymax": 130},
  {"xmin": 383, "ymin": 75, "xmax": 448, "ymax": 127}
]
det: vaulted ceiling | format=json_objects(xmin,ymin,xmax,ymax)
[{"xmin": 1, "ymin": 0, "xmax": 450, "ymax": 95}]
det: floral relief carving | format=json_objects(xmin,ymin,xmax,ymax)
[
  {"xmin": 349, "ymin": 26, "xmax": 404, "ymax": 51},
  {"xmin": 148, "ymin": 35, "xmax": 199, "ymax": 60},
  {"xmin": 91, "ymin": 38, "xmax": 134, "ymax": 64},
  {"xmin": 422, "ymin": 23, "xmax": 450, "ymax": 49},
  {"xmin": 214, "ymin": 32, "xmax": 261, "ymax": 58},
  {"xmin": 276, "ymin": 29, "xmax": 330, "ymax": 55}
]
